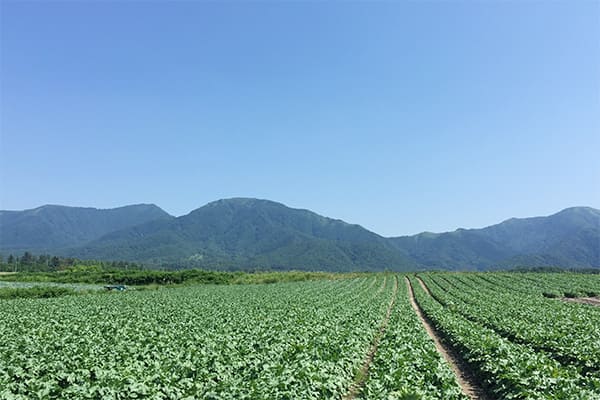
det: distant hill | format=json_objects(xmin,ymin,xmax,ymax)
[
  {"xmin": 389, "ymin": 206, "xmax": 600, "ymax": 270},
  {"xmin": 0, "ymin": 199, "xmax": 598, "ymax": 271},
  {"xmin": 0, "ymin": 204, "xmax": 173, "ymax": 253},
  {"xmin": 70, "ymin": 198, "xmax": 417, "ymax": 271}
]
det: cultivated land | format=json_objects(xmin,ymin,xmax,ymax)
[{"xmin": 1, "ymin": 272, "xmax": 600, "ymax": 399}]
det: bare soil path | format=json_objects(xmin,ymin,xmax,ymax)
[
  {"xmin": 376, "ymin": 276, "xmax": 387, "ymax": 294},
  {"xmin": 562, "ymin": 297, "xmax": 600, "ymax": 307},
  {"xmin": 417, "ymin": 276, "xmax": 433, "ymax": 296},
  {"xmin": 342, "ymin": 275, "xmax": 398, "ymax": 400},
  {"xmin": 407, "ymin": 276, "xmax": 491, "ymax": 400}
]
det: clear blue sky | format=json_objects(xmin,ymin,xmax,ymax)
[{"xmin": 1, "ymin": 1, "xmax": 598, "ymax": 236}]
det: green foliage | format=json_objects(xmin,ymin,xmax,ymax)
[
  {"xmin": 0, "ymin": 286, "xmax": 77, "ymax": 299},
  {"xmin": 361, "ymin": 277, "xmax": 467, "ymax": 399},
  {"xmin": 411, "ymin": 274, "xmax": 600, "ymax": 398},
  {"xmin": 1, "ymin": 272, "xmax": 599, "ymax": 398},
  {"xmin": 0, "ymin": 253, "xmax": 142, "ymax": 273},
  {"xmin": 0, "ymin": 277, "xmax": 395, "ymax": 398},
  {"xmin": 421, "ymin": 273, "xmax": 600, "ymax": 374},
  {"xmin": 0, "ymin": 268, "xmax": 361, "ymax": 287}
]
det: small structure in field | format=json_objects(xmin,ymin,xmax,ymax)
[{"xmin": 104, "ymin": 285, "xmax": 127, "ymax": 291}]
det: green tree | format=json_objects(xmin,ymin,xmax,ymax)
[
  {"xmin": 21, "ymin": 251, "xmax": 34, "ymax": 265},
  {"xmin": 50, "ymin": 256, "xmax": 61, "ymax": 269}
]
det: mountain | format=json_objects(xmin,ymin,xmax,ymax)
[
  {"xmin": 0, "ymin": 204, "xmax": 173, "ymax": 253},
  {"xmin": 389, "ymin": 206, "xmax": 600, "ymax": 270},
  {"xmin": 1, "ymin": 199, "xmax": 598, "ymax": 271},
  {"xmin": 70, "ymin": 198, "xmax": 417, "ymax": 271}
]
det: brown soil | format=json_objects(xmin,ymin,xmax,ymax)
[
  {"xmin": 562, "ymin": 296, "xmax": 600, "ymax": 307},
  {"xmin": 407, "ymin": 276, "xmax": 491, "ymax": 400},
  {"xmin": 342, "ymin": 275, "xmax": 398, "ymax": 400},
  {"xmin": 417, "ymin": 276, "xmax": 433, "ymax": 296}
]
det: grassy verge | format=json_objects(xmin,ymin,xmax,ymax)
[
  {"xmin": 0, "ymin": 269, "xmax": 365, "ymax": 286},
  {"xmin": 0, "ymin": 286, "xmax": 79, "ymax": 300}
]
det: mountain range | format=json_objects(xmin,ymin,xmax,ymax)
[{"xmin": 1, "ymin": 198, "xmax": 598, "ymax": 271}]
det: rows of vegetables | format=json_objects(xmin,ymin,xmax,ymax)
[
  {"xmin": 361, "ymin": 276, "xmax": 466, "ymax": 399},
  {"xmin": 0, "ymin": 275, "xmax": 468, "ymax": 399},
  {"xmin": 413, "ymin": 273, "xmax": 600, "ymax": 399},
  {"xmin": 2, "ymin": 272, "xmax": 599, "ymax": 399}
]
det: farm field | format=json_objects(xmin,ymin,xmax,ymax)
[{"xmin": 1, "ymin": 272, "xmax": 599, "ymax": 399}]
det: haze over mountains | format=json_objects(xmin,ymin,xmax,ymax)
[
  {"xmin": 1, "ymin": 198, "xmax": 598, "ymax": 271},
  {"xmin": 0, "ymin": 204, "xmax": 171, "ymax": 252}
]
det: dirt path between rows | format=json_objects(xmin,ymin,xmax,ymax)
[
  {"xmin": 342, "ymin": 275, "xmax": 398, "ymax": 400},
  {"xmin": 376, "ymin": 276, "xmax": 387, "ymax": 294},
  {"xmin": 367, "ymin": 277, "xmax": 378, "ymax": 290},
  {"xmin": 562, "ymin": 297, "xmax": 600, "ymax": 307},
  {"xmin": 407, "ymin": 277, "xmax": 491, "ymax": 400},
  {"xmin": 417, "ymin": 276, "xmax": 433, "ymax": 296}
]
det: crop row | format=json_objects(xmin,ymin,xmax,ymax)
[
  {"xmin": 421, "ymin": 273, "xmax": 600, "ymax": 374},
  {"xmin": 4, "ymin": 272, "xmax": 598, "ymax": 399},
  {"xmin": 409, "ymin": 276, "xmax": 600, "ymax": 399},
  {"xmin": 1, "ymin": 274, "xmax": 471, "ymax": 399},
  {"xmin": 360, "ymin": 276, "xmax": 467, "ymax": 400},
  {"xmin": 1, "ymin": 278, "xmax": 392, "ymax": 399},
  {"xmin": 471, "ymin": 272, "xmax": 600, "ymax": 298}
]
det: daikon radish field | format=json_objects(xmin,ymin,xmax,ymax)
[{"xmin": 1, "ymin": 272, "xmax": 600, "ymax": 399}]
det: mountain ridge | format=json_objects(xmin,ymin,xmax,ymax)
[
  {"xmin": 1, "ymin": 199, "xmax": 598, "ymax": 271},
  {"xmin": 0, "ymin": 203, "xmax": 173, "ymax": 253},
  {"xmin": 389, "ymin": 206, "xmax": 600, "ymax": 269},
  {"xmin": 69, "ymin": 198, "xmax": 415, "ymax": 271}
]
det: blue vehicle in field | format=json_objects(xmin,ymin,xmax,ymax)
[{"xmin": 104, "ymin": 285, "xmax": 127, "ymax": 291}]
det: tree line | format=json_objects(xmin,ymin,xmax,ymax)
[{"xmin": 0, "ymin": 252, "xmax": 142, "ymax": 273}]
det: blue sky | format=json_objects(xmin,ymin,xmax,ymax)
[{"xmin": 1, "ymin": 1, "xmax": 598, "ymax": 236}]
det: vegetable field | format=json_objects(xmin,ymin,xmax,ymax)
[{"xmin": 1, "ymin": 273, "xmax": 599, "ymax": 399}]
